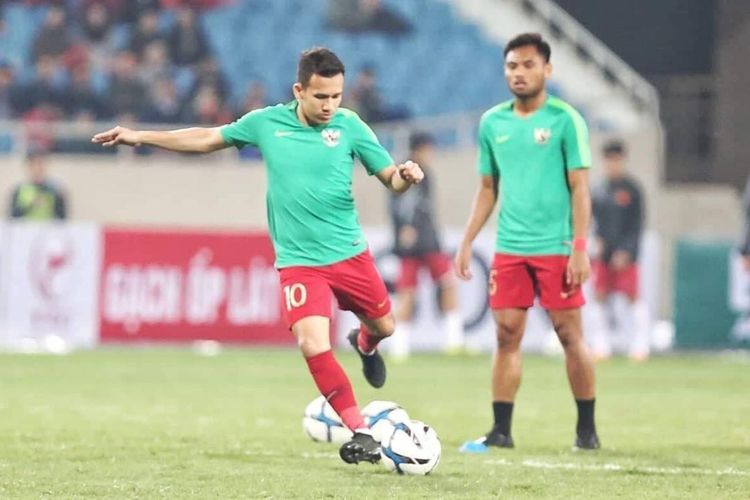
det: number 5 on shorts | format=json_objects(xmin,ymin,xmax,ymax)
[{"xmin": 283, "ymin": 283, "xmax": 307, "ymax": 311}]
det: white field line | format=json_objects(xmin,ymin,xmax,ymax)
[
  {"xmin": 230, "ymin": 450, "xmax": 749, "ymax": 478},
  {"xmin": 483, "ymin": 458, "xmax": 750, "ymax": 477}
]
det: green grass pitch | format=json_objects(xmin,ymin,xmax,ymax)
[{"xmin": 1, "ymin": 348, "xmax": 748, "ymax": 498}]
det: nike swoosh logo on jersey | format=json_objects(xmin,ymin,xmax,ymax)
[
  {"xmin": 496, "ymin": 135, "xmax": 510, "ymax": 143},
  {"xmin": 274, "ymin": 130, "xmax": 294, "ymax": 137}
]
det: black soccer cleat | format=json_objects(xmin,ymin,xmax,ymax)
[
  {"xmin": 573, "ymin": 431, "xmax": 601, "ymax": 450},
  {"xmin": 347, "ymin": 328, "xmax": 386, "ymax": 388},
  {"xmin": 339, "ymin": 432, "xmax": 382, "ymax": 464},
  {"xmin": 459, "ymin": 427, "xmax": 514, "ymax": 453},
  {"xmin": 485, "ymin": 430, "xmax": 515, "ymax": 449}
]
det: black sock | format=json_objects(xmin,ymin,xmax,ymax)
[
  {"xmin": 492, "ymin": 401, "xmax": 514, "ymax": 436},
  {"xmin": 576, "ymin": 398, "xmax": 596, "ymax": 435}
]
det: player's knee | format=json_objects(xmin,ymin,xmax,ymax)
[
  {"xmin": 552, "ymin": 321, "xmax": 582, "ymax": 350},
  {"xmin": 296, "ymin": 331, "xmax": 330, "ymax": 357},
  {"xmin": 372, "ymin": 314, "xmax": 396, "ymax": 337},
  {"xmin": 496, "ymin": 321, "xmax": 523, "ymax": 350}
]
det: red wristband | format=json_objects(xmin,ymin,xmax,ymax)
[{"xmin": 572, "ymin": 238, "xmax": 587, "ymax": 252}]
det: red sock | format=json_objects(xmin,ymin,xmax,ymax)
[
  {"xmin": 357, "ymin": 324, "xmax": 382, "ymax": 355},
  {"xmin": 305, "ymin": 350, "xmax": 366, "ymax": 431}
]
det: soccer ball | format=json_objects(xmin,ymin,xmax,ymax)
[
  {"xmin": 380, "ymin": 420, "xmax": 441, "ymax": 475},
  {"xmin": 302, "ymin": 396, "xmax": 353, "ymax": 444},
  {"xmin": 361, "ymin": 400, "xmax": 410, "ymax": 443}
]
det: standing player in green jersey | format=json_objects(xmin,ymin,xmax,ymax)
[
  {"xmin": 455, "ymin": 33, "xmax": 600, "ymax": 452},
  {"xmin": 92, "ymin": 48, "xmax": 424, "ymax": 465}
]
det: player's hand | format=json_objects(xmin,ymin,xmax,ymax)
[
  {"xmin": 611, "ymin": 250, "xmax": 631, "ymax": 271},
  {"xmin": 91, "ymin": 126, "xmax": 141, "ymax": 148},
  {"xmin": 398, "ymin": 161, "xmax": 424, "ymax": 184},
  {"xmin": 563, "ymin": 250, "xmax": 590, "ymax": 298},
  {"xmin": 454, "ymin": 241, "xmax": 473, "ymax": 281}
]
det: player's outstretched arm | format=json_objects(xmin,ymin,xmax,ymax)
[
  {"xmin": 91, "ymin": 126, "xmax": 229, "ymax": 154},
  {"xmin": 455, "ymin": 175, "xmax": 497, "ymax": 280},
  {"xmin": 376, "ymin": 161, "xmax": 424, "ymax": 194}
]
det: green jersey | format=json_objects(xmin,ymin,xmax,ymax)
[
  {"xmin": 221, "ymin": 101, "xmax": 393, "ymax": 268},
  {"xmin": 477, "ymin": 95, "xmax": 592, "ymax": 256}
]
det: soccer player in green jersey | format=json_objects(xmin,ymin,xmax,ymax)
[
  {"xmin": 92, "ymin": 48, "xmax": 424, "ymax": 465},
  {"xmin": 455, "ymin": 33, "xmax": 600, "ymax": 451}
]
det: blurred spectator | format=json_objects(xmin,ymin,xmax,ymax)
[
  {"xmin": 80, "ymin": 3, "xmax": 118, "ymax": 76},
  {"xmin": 349, "ymin": 66, "xmax": 408, "ymax": 123},
  {"xmin": 138, "ymin": 40, "xmax": 173, "ymax": 88},
  {"xmin": 741, "ymin": 176, "xmax": 750, "ymax": 270},
  {"xmin": 23, "ymin": 103, "xmax": 60, "ymax": 152},
  {"xmin": 388, "ymin": 132, "xmax": 464, "ymax": 359},
  {"xmin": 238, "ymin": 80, "xmax": 267, "ymax": 115},
  {"xmin": 0, "ymin": 0, "xmax": 6, "ymax": 33},
  {"xmin": 129, "ymin": 8, "xmax": 164, "ymax": 59},
  {"xmin": 190, "ymin": 56, "xmax": 228, "ymax": 101},
  {"xmin": 15, "ymin": 55, "xmax": 66, "ymax": 116},
  {"xmin": 349, "ymin": 66, "xmax": 385, "ymax": 122},
  {"xmin": 162, "ymin": 0, "xmax": 230, "ymax": 9},
  {"xmin": 118, "ymin": 0, "xmax": 160, "ymax": 24},
  {"xmin": 65, "ymin": 64, "xmax": 105, "ymax": 120},
  {"xmin": 0, "ymin": 61, "xmax": 23, "ymax": 119},
  {"xmin": 588, "ymin": 140, "xmax": 649, "ymax": 362},
  {"xmin": 108, "ymin": 50, "xmax": 146, "ymax": 119},
  {"xmin": 168, "ymin": 6, "xmax": 209, "ymax": 66},
  {"xmin": 328, "ymin": 0, "xmax": 411, "ymax": 35},
  {"xmin": 140, "ymin": 75, "xmax": 185, "ymax": 123},
  {"xmin": 31, "ymin": 5, "xmax": 72, "ymax": 64},
  {"xmin": 81, "ymin": 2, "xmax": 113, "ymax": 43},
  {"xmin": 8, "ymin": 151, "xmax": 67, "ymax": 220},
  {"xmin": 187, "ymin": 84, "xmax": 232, "ymax": 124}
]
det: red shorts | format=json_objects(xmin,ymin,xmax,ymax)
[
  {"xmin": 593, "ymin": 260, "xmax": 639, "ymax": 299},
  {"xmin": 278, "ymin": 250, "xmax": 391, "ymax": 329},
  {"xmin": 489, "ymin": 253, "xmax": 585, "ymax": 310},
  {"xmin": 397, "ymin": 252, "xmax": 452, "ymax": 289}
]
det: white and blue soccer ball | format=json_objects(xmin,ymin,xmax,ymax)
[
  {"xmin": 302, "ymin": 396, "xmax": 353, "ymax": 444},
  {"xmin": 380, "ymin": 420, "xmax": 442, "ymax": 475},
  {"xmin": 361, "ymin": 400, "xmax": 410, "ymax": 443}
]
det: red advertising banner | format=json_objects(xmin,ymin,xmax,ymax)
[{"xmin": 100, "ymin": 228, "xmax": 292, "ymax": 344}]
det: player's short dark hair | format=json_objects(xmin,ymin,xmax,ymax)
[
  {"xmin": 504, "ymin": 33, "xmax": 551, "ymax": 62},
  {"xmin": 409, "ymin": 132, "xmax": 435, "ymax": 152},
  {"xmin": 297, "ymin": 47, "xmax": 345, "ymax": 87},
  {"xmin": 603, "ymin": 140, "xmax": 626, "ymax": 157}
]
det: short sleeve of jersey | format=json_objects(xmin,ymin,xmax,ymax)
[
  {"xmin": 349, "ymin": 114, "xmax": 393, "ymax": 175},
  {"xmin": 220, "ymin": 108, "xmax": 266, "ymax": 148},
  {"xmin": 561, "ymin": 108, "xmax": 592, "ymax": 170},
  {"xmin": 476, "ymin": 115, "xmax": 498, "ymax": 177}
]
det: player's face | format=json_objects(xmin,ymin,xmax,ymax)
[
  {"xmin": 604, "ymin": 153, "xmax": 626, "ymax": 179},
  {"xmin": 504, "ymin": 45, "xmax": 551, "ymax": 99},
  {"xmin": 412, "ymin": 144, "xmax": 435, "ymax": 167},
  {"xmin": 293, "ymin": 73, "xmax": 344, "ymax": 126},
  {"xmin": 27, "ymin": 157, "xmax": 46, "ymax": 183}
]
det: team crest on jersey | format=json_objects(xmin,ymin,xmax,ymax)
[
  {"xmin": 534, "ymin": 128, "xmax": 552, "ymax": 145},
  {"xmin": 321, "ymin": 128, "xmax": 341, "ymax": 148}
]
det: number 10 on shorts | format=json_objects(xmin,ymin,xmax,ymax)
[{"xmin": 284, "ymin": 283, "xmax": 307, "ymax": 311}]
